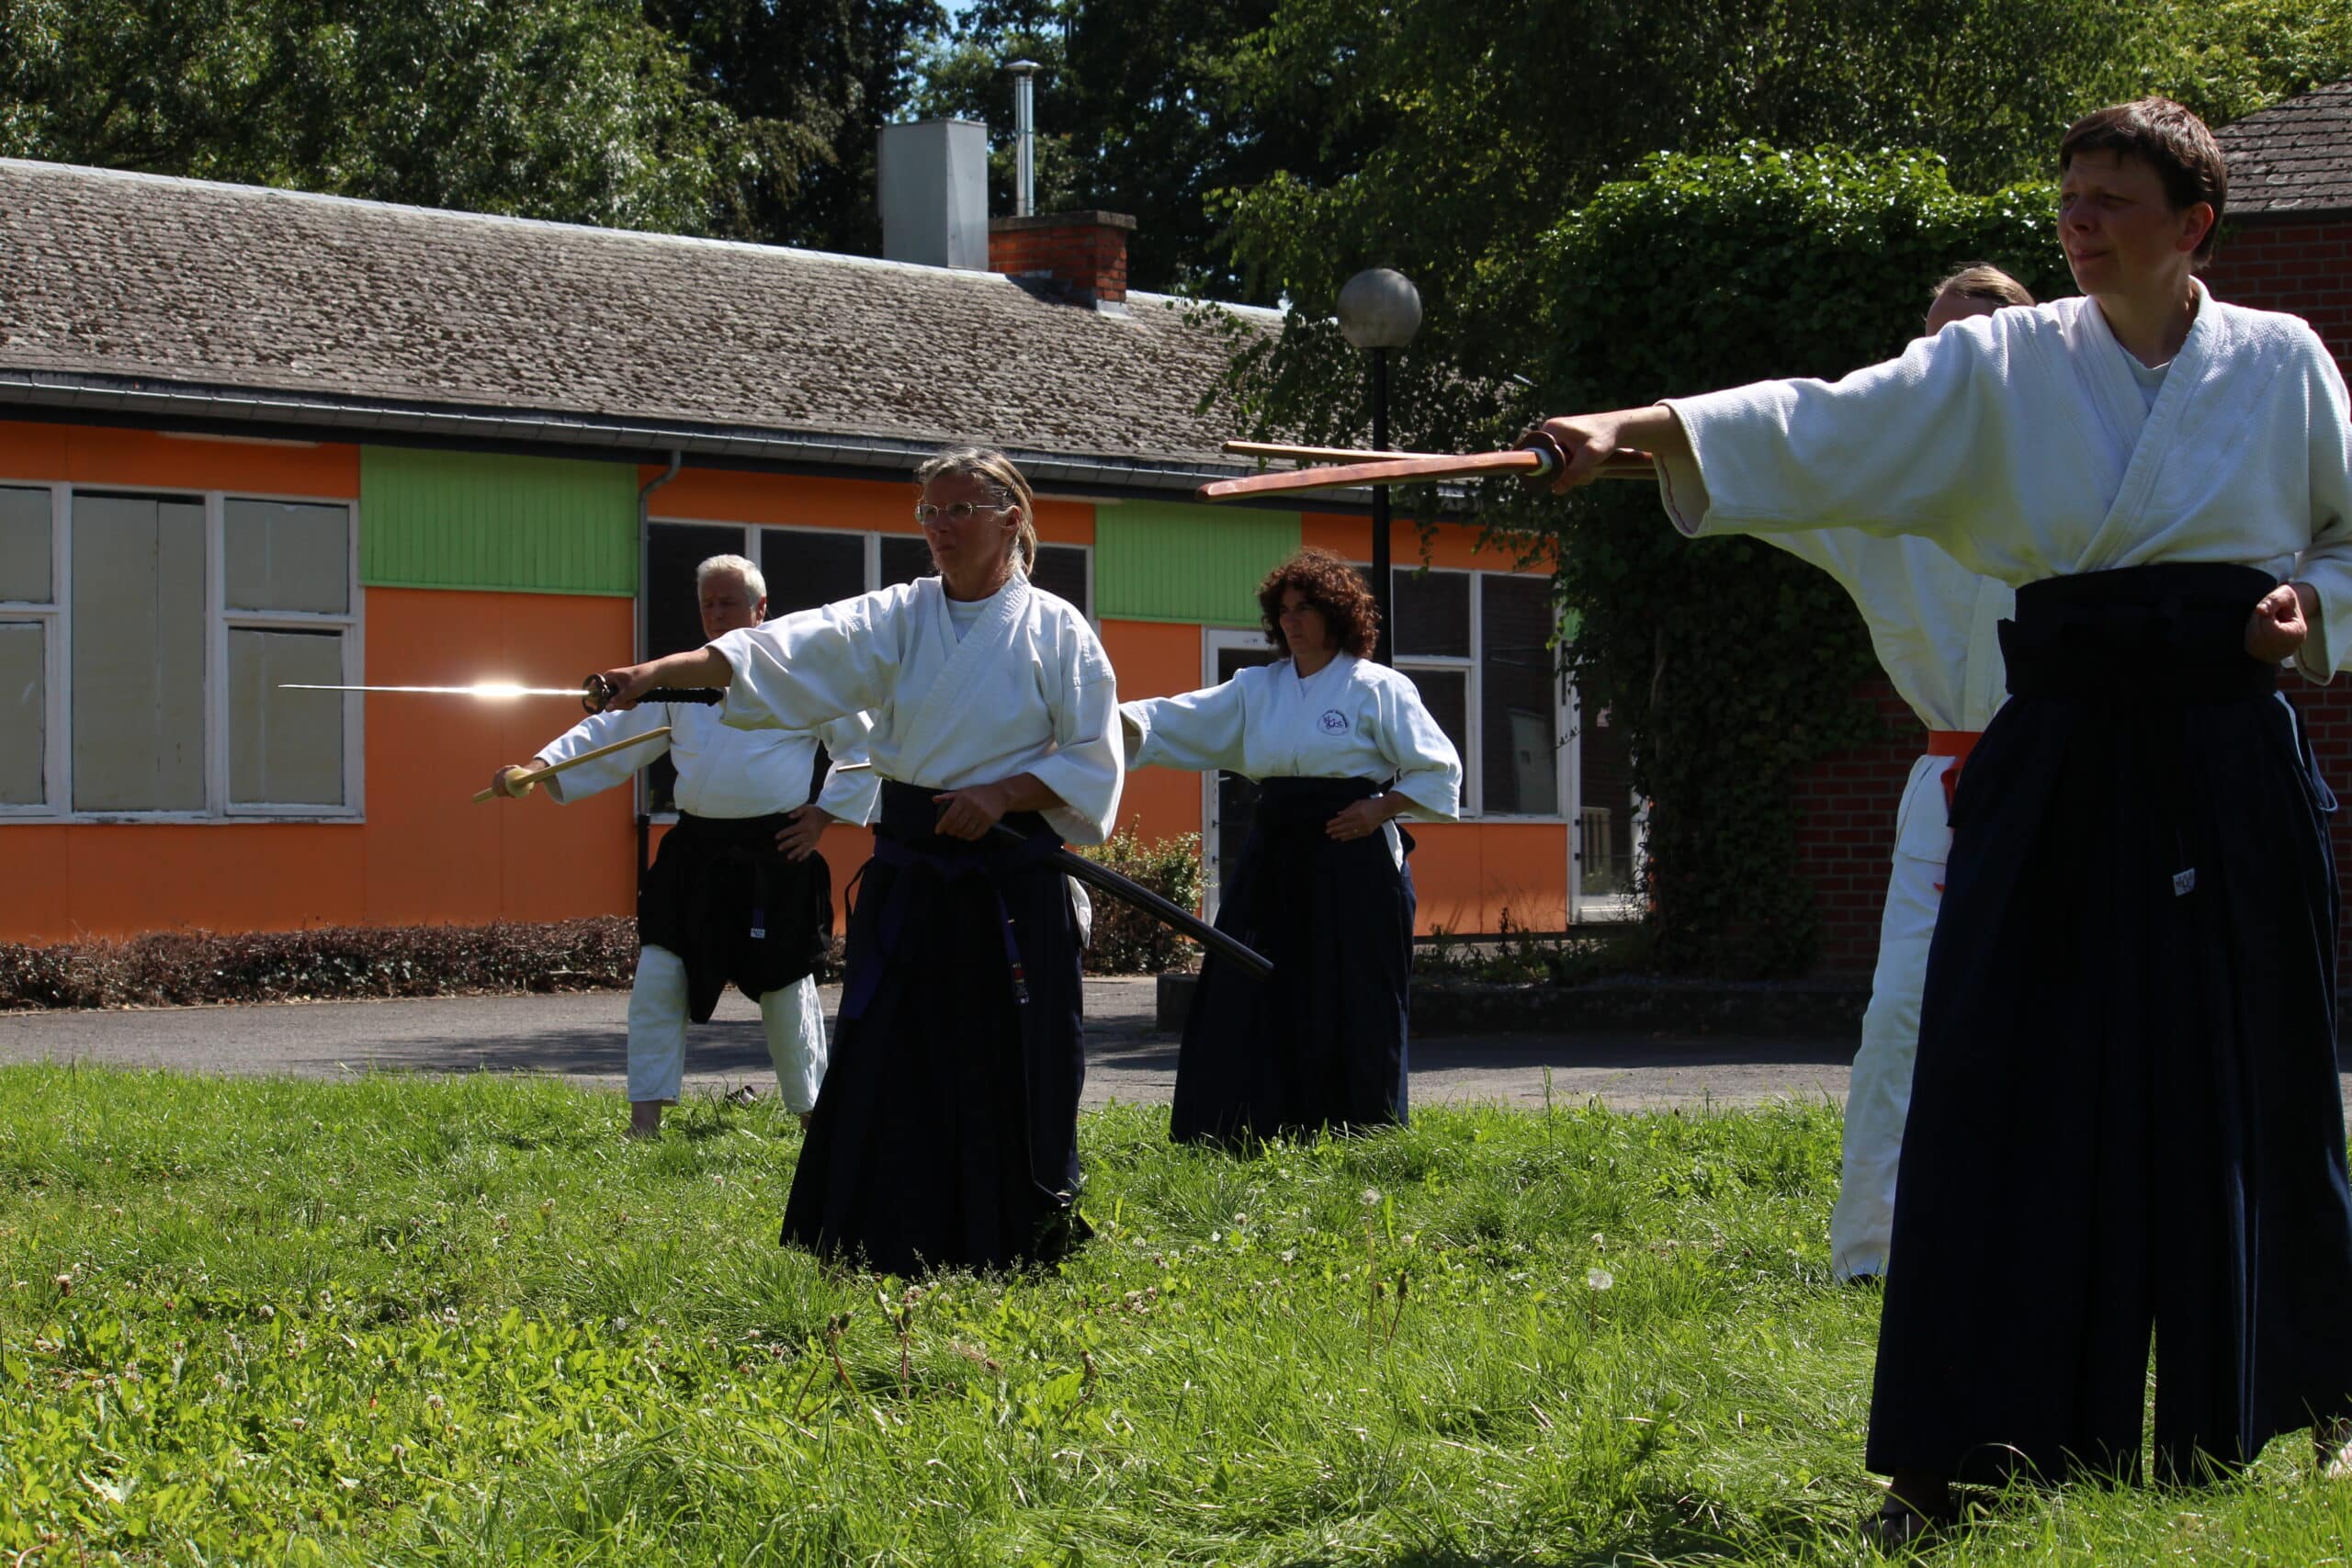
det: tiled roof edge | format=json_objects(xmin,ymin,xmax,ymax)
[
  {"xmin": 0, "ymin": 367, "xmax": 1268, "ymax": 493},
  {"xmin": 0, "ymin": 157, "xmax": 1297, "ymax": 323}
]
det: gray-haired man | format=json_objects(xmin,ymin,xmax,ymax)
[{"xmin": 492, "ymin": 554, "xmax": 877, "ymax": 1137}]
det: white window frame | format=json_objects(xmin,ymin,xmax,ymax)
[
  {"xmin": 1199, "ymin": 626, "xmax": 1280, "ymax": 921},
  {"xmin": 0, "ymin": 478, "xmax": 365, "ymax": 824},
  {"xmin": 0, "ymin": 482, "xmax": 67, "ymax": 818},
  {"xmin": 1388, "ymin": 564, "xmax": 1574, "ymax": 825}
]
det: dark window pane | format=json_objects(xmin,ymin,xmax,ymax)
[
  {"xmin": 1032, "ymin": 545, "xmax": 1090, "ymax": 614},
  {"xmin": 1480, "ymin": 574, "xmax": 1563, "ymax": 816},
  {"xmin": 879, "ymin": 535, "xmax": 934, "ymax": 587},
  {"xmin": 1577, "ymin": 692, "xmax": 1638, "ymax": 896},
  {"xmin": 643, "ymin": 523, "xmax": 745, "ymax": 813},
  {"xmin": 1400, "ymin": 666, "xmax": 1469, "ymax": 800},
  {"xmin": 645, "ymin": 524, "xmax": 747, "ymax": 659},
  {"xmin": 761, "ymin": 528, "xmax": 866, "ymax": 615},
  {"xmin": 1392, "ymin": 568, "xmax": 1470, "ymax": 657}
]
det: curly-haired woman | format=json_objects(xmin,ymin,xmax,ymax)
[{"xmin": 1122, "ymin": 547, "xmax": 1462, "ymax": 1144}]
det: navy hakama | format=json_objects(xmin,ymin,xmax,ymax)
[
  {"xmin": 1170, "ymin": 776, "xmax": 1418, "ymax": 1145},
  {"xmin": 1868, "ymin": 563, "xmax": 2352, "ymax": 1484},
  {"xmin": 637, "ymin": 809, "xmax": 832, "ymax": 1023},
  {"xmin": 780, "ymin": 781, "xmax": 1089, "ymax": 1274}
]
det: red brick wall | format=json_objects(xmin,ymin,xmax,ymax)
[
  {"xmin": 1792, "ymin": 679, "xmax": 1923, "ymax": 978},
  {"xmin": 2205, "ymin": 216, "xmax": 2352, "ymax": 361},
  {"xmin": 1793, "ymin": 212, "xmax": 2352, "ymax": 981},
  {"xmin": 987, "ymin": 218, "xmax": 1131, "ymax": 303}
]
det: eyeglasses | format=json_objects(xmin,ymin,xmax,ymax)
[{"xmin": 913, "ymin": 501, "xmax": 1014, "ymax": 525}]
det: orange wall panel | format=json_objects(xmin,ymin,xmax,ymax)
[
  {"xmin": 0, "ymin": 421, "xmax": 359, "ymax": 497},
  {"xmin": 0, "ymin": 829, "xmax": 72, "ymax": 939},
  {"xmin": 645, "ymin": 465, "xmax": 1093, "ymax": 545},
  {"xmin": 1099, "ymin": 618, "xmax": 1204, "ymax": 845},
  {"xmin": 1301, "ymin": 511, "xmax": 1555, "ymax": 574},
  {"xmin": 361, "ymin": 588, "xmax": 639, "ymax": 926},
  {"xmin": 1406, "ymin": 822, "xmax": 1569, "ymax": 935}
]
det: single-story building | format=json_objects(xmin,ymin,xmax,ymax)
[{"xmin": 0, "ymin": 136, "xmax": 1635, "ymax": 945}]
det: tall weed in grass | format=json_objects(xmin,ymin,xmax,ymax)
[{"xmin": 0, "ymin": 1067, "xmax": 2346, "ymax": 1562}]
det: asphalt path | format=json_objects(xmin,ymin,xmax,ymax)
[{"xmin": 5, "ymin": 979, "xmax": 2348, "ymax": 1118}]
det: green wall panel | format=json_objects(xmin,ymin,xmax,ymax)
[
  {"xmin": 360, "ymin": 447, "xmax": 639, "ymax": 596},
  {"xmin": 1096, "ymin": 501, "xmax": 1301, "ymax": 626}
]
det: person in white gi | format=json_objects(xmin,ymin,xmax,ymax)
[
  {"xmin": 1767, "ymin": 265, "xmax": 2033, "ymax": 1283},
  {"xmin": 1121, "ymin": 547, "xmax": 1462, "ymax": 1143},
  {"xmin": 1535, "ymin": 97, "xmax": 2352, "ymax": 1535},
  {"xmin": 492, "ymin": 555, "xmax": 877, "ymax": 1139},
  {"xmin": 586, "ymin": 448, "xmax": 1123, "ymax": 1275}
]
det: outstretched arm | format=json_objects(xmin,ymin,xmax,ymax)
[
  {"xmin": 1538, "ymin": 407, "xmax": 1693, "ymax": 492},
  {"xmin": 590, "ymin": 646, "xmax": 731, "ymax": 710}
]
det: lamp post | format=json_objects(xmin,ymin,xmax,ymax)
[{"xmin": 1336, "ymin": 267, "xmax": 1421, "ymax": 664}]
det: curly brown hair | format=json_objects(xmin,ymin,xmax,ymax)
[{"xmin": 1256, "ymin": 547, "xmax": 1380, "ymax": 660}]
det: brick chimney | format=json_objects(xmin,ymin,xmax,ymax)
[{"xmin": 989, "ymin": 211, "xmax": 1136, "ymax": 307}]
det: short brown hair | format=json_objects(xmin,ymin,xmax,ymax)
[
  {"xmin": 1932, "ymin": 263, "xmax": 2034, "ymax": 310},
  {"xmin": 1257, "ymin": 547, "xmax": 1380, "ymax": 660},
  {"xmin": 2060, "ymin": 97, "xmax": 2227, "ymax": 265}
]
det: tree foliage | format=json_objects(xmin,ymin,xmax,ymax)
[
  {"xmin": 0, "ymin": 0, "xmax": 751, "ymax": 231},
  {"xmin": 911, "ymin": 0, "xmax": 1380, "ymax": 299},
  {"xmin": 641, "ymin": 0, "xmax": 943, "ymax": 253},
  {"xmin": 0, "ymin": 0, "xmax": 946, "ymax": 244}
]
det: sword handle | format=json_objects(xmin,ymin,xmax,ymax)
[{"xmin": 581, "ymin": 675, "xmax": 724, "ymax": 713}]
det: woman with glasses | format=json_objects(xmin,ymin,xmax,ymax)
[
  {"xmin": 1123, "ymin": 547, "xmax": 1461, "ymax": 1145},
  {"xmin": 592, "ymin": 447, "xmax": 1122, "ymax": 1275}
]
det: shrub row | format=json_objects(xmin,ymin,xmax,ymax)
[
  {"xmin": 1072, "ymin": 829, "xmax": 1206, "ymax": 977},
  {"xmin": 0, "ymin": 919, "xmax": 648, "ymax": 1011},
  {"xmin": 2, "ymin": 835, "xmax": 1210, "ymax": 1010}
]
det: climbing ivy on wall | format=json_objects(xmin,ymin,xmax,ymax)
[{"xmin": 1491, "ymin": 148, "xmax": 2071, "ymax": 975}]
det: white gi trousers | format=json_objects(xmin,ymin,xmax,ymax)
[
  {"xmin": 1829, "ymin": 849, "xmax": 1943, "ymax": 1281},
  {"xmin": 624, "ymin": 944, "xmax": 828, "ymax": 1113}
]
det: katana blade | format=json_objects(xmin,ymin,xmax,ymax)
[
  {"xmin": 283, "ymin": 682, "xmax": 721, "ymax": 707},
  {"xmin": 278, "ymin": 682, "xmax": 594, "ymax": 699}
]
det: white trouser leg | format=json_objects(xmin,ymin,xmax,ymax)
[
  {"xmin": 1829, "ymin": 852, "xmax": 1943, "ymax": 1281},
  {"xmin": 759, "ymin": 976, "xmax": 830, "ymax": 1115},
  {"xmin": 626, "ymin": 944, "xmax": 690, "ymax": 1105}
]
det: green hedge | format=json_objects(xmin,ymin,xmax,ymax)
[
  {"xmin": 0, "ymin": 921, "xmax": 651, "ymax": 1010},
  {"xmin": 1507, "ymin": 147, "xmax": 2071, "ymax": 976},
  {"xmin": 1075, "ymin": 830, "xmax": 1206, "ymax": 976}
]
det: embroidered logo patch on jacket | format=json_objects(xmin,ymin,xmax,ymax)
[{"xmin": 1319, "ymin": 710, "xmax": 1350, "ymax": 734}]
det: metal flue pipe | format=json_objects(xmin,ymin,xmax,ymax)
[{"xmin": 1008, "ymin": 60, "xmax": 1040, "ymax": 217}]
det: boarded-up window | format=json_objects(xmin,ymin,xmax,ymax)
[
  {"xmin": 72, "ymin": 493, "xmax": 207, "ymax": 811},
  {"xmin": 0, "ymin": 486, "xmax": 50, "ymax": 604},
  {"xmin": 226, "ymin": 500, "xmax": 349, "ymax": 613},
  {"xmin": 228, "ymin": 629, "xmax": 345, "ymax": 804},
  {"xmin": 0, "ymin": 622, "xmax": 43, "ymax": 806}
]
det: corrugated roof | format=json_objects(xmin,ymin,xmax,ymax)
[
  {"xmin": 2216, "ymin": 79, "xmax": 2352, "ymax": 218},
  {"xmin": 0, "ymin": 159, "xmax": 1283, "ymax": 482}
]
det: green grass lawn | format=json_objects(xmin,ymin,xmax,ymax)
[{"xmin": 1, "ymin": 1066, "xmax": 2345, "ymax": 1564}]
